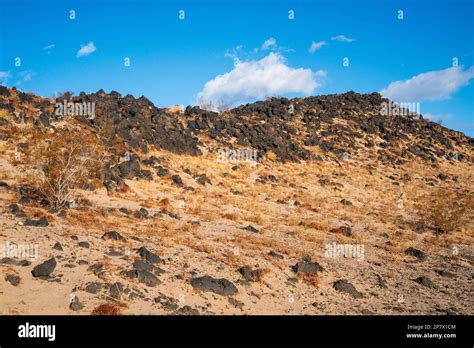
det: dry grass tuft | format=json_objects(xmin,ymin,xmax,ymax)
[
  {"xmin": 91, "ymin": 302, "xmax": 128, "ymax": 315},
  {"xmin": 414, "ymin": 188, "xmax": 473, "ymax": 235}
]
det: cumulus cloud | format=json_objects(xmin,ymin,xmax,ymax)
[
  {"xmin": 331, "ymin": 35, "xmax": 355, "ymax": 42},
  {"xmin": 308, "ymin": 41, "xmax": 326, "ymax": 53},
  {"xmin": 261, "ymin": 37, "xmax": 277, "ymax": 50},
  {"xmin": 197, "ymin": 52, "xmax": 323, "ymax": 109},
  {"xmin": 380, "ymin": 66, "xmax": 474, "ymax": 102},
  {"xmin": 76, "ymin": 42, "xmax": 97, "ymax": 58}
]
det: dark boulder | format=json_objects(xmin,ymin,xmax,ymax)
[
  {"xmin": 238, "ymin": 266, "xmax": 263, "ymax": 282},
  {"xmin": 102, "ymin": 231, "xmax": 126, "ymax": 241},
  {"xmin": 24, "ymin": 216, "xmax": 49, "ymax": 227},
  {"xmin": 31, "ymin": 258, "xmax": 56, "ymax": 278},
  {"xmin": 333, "ymin": 279, "xmax": 363, "ymax": 298},
  {"xmin": 126, "ymin": 269, "xmax": 161, "ymax": 287},
  {"xmin": 136, "ymin": 246, "xmax": 161, "ymax": 264},
  {"xmin": 414, "ymin": 276, "xmax": 436, "ymax": 288},
  {"xmin": 171, "ymin": 175, "xmax": 184, "ymax": 187},
  {"xmin": 292, "ymin": 261, "xmax": 324, "ymax": 274},
  {"xmin": 190, "ymin": 275, "xmax": 238, "ymax": 296},
  {"xmin": 405, "ymin": 247, "xmax": 427, "ymax": 261},
  {"xmin": 5, "ymin": 274, "xmax": 21, "ymax": 286},
  {"xmin": 242, "ymin": 225, "xmax": 259, "ymax": 233}
]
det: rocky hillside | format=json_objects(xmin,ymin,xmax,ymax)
[
  {"xmin": 1, "ymin": 86, "xmax": 472, "ymax": 165},
  {"xmin": 0, "ymin": 86, "xmax": 472, "ymax": 315}
]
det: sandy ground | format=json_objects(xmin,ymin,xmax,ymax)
[{"xmin": 0, "ymin": 147, "xmax": 473, "ymax": 315}]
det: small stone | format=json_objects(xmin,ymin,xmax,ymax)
[
  {"xmin": 84, "ymin": 282, "xmax": 102, "ymax": 294},
  {"xmin": 333, "ymin": 279, "xmax": 363, "ymax": 298},
  {"xmin": 171, "ymin": 175, "xmax": 184, "ymax": 187},
  {"xmin": 190, "ymin": 275, "xmax": 238, "ymax": 296},
  {"xmin": 69, "ymin": 296, "xmax": 84, "ymax": 311},
  {"xmin": 414, "ymin": 276, "xmax": 436, "ymax": 288},
  {"xmin": 376, "ymin": 274, "xmax": 388, "ymax": 288},
  {"xmin": 5, "ymin": 274, "xmax": 20, "ymax": 286},
  {"xmin": 53, "ymin": 242, "xmax": 63, "ymax": 251},
  {"xmin": 173, "ymin": 305, "xmax": 200, "ymax": 315},
  {"xmin": 238, "ymin": 266, "xmax": 263, "ymax": 282},
  {"xmin": 126, "ymin": 269, "xmax": 161, "ymax": 287},
  {"xmin": 102, "ymin": 231, "xmax": 126, "ymax": 241},
  {"xmin": 78, "ymin": 241, "xmax": 90, "ymax": 248},
  {"xmin": 24, "ymin": 216, "xmax": 49, "ymax": 227},
  {"xmin": 292, "ymin": 261, "xmax": 324, "ymax": 274},
  {"xmin": 435, "ymin": 269, "xmax": 456, "ymax": 278},
  {"xmin": 268, "ymin": 250, "xmax": 284, "ymax": 259},
  {"xmin": 133, "ymin": 208, "xmax": 149, "ymax": 219},
  {"xmin": 329, "ymin": 226, "xmax": 352, "ymax": 237},
  {"xmin": 132, "ymin": 260, "xmax": 154, "ymax": 272},
  {"xmin": 243, "ymin": 225, "xmax": 259, "ymax": 233},
  {"xmin": 405, "ymin": 247, "xmax": 427, "ymax": 261},
  {"xmin": 136, "ymin": 246, "xmax": 161, "ymax": 264},
  {"xmin": 1, "ymin": 257, "xmax": 31, "ymax": 266}
]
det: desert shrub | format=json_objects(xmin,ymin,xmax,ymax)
[
  {"xmin": 20, "ymin": 128, "xmax": 104, "ymax": 209},
  {"xmin": 415, "ymin": 188, "xmax": 473, "ymax": 234},
  {"xmin": 55, "ymin": 91, "xmax": 73, "ymax": 100},
  {"xmin": 265, "ymin": 150, "xmax": 278, "ymax": 161},
  {"xmin": 91, "ymin": 302, "xmax": 127, "ymax": 315}
]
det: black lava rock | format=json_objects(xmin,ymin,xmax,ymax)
[
  {"xmin": 405, "ymin": 247, "xmax": 427, "ymax": 261},
  {"xmin": 414, "ymin": 276, "xmax": 436, "ymax": 288},
  {"xmin": 243, "ymin": 225, "xmax": 259, "ymax": 233},
  {"xmin": 24, "ymin": 216, "xmax": 48, "ymax": 227},
  {"xmin": 333, "ymin": 279, "xmax": 363, "ymax": 298},
  {"xmin": 238, "ymin": 266, "xmax": 263, "ymax": 282},
  {"xmin": 102, "ymin": 231, "xmax": 126, "ymax": 241},
  {"xmin": 136, "ymin": 246, "xmax": 161, "ymax": 264},
  {"xmin": 52, "ymin": 242, "xmax": 63, "ymax": 251},
  {"xmin": 292, "ymin": 261, "xmax": 324, "ymax": 274},
  {"xmin": 190, "ymin": 275, "xmax": 238, "ymax": 296},
  {"xmin": 31, "ymin": 258, "xmax": 56, "ymax": 278}
]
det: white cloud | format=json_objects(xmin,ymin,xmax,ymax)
[
  {"xmin": 43, "ymin": 44, "xmax": 55, "ymax": 51},
  {"xmin": 423, "ymin": 113, "xmax": 451, "ymax": 122},
  {"xmin": 0, "ymin": 71, "xmax": 10, "ymax": 85},
  {"xmin": 197, "ymin": 52, "xmax": 323, "ymax": 109},
  {"xmin": 308, "ymin": 41, "xmax": 326, "ymax": 53},
  {"xmin": 76, "ymin": 42, "xmax": 97, "ymax": 58},
  {"xmin": 380, "ymin": 66, "xmax": 474, "ymax": 102},
  {"xmin": 15, "ymin": 71, "xmax": 35, "ymax": 86},
  {"xmin": 331, "ymin": 35, "xmax": 355, "ymax": 42},
  {"xmin": 225, "ymin": 45, "xmax": 244, "ymax": 58},
  {"xmin": 262, "ymin": 37, "xmax": 277, "ymax": 50}
]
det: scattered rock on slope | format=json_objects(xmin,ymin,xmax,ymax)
[
  {"xmin": 190, "ymin": 275, "xmax": 238, "ymax": 296},
  {"xmin": 333, "ymin": 279, "xmax": 363, "ymax": 298},
  {"xmin": 31, "ymin": 258, "xmax": 56, "ymax": 278}
]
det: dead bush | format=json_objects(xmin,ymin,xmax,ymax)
[
  {"xmin": 20, "ymin": 128, "xmax": 105, "ymax": 209},
  {"xmin": 415, "ymin": 188, "xmax": 473, "ymax": 234},
  {"xmin": 91, "ymin": 302, "xmax": 127, "ymax": 315}
]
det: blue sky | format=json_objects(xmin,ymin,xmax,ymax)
[{"xmin": 0, "ymin": 0, "xmax": 473, "ymax": 135}]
